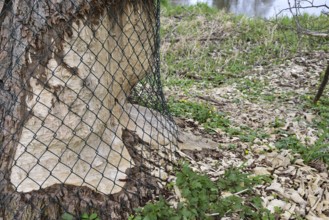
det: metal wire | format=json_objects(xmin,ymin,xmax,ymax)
[{"xmin": 0, "ymin": 0, "xmax": 177, "ymax": 219}]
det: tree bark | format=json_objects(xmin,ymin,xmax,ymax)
[
  {"xmin": 0, "ymin": 0, "xmax": 176, "ymax": 219},
  {"xmin": 314, "ymin": 62, "xmax": 329, "ymax": 104}
]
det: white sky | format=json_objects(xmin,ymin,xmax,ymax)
[{"xmin": 170, "ymin": 0, "xmax": 329, "ymax": 18}]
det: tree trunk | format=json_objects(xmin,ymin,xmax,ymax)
[
  {"xmin": 0, "ymin": 0, "xmax": 177, "ymax": 219},
  {"xmin": 314, "ymin": 62, "xmax": 329, "ymax": 104}
]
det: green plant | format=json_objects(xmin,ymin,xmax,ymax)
[
  {"xmin": 229, "ymin": 127, "xmax": 269, "ymax": 143},
  {"xmin": 157, "ymin": 3, "xmax": 329, "ymax": 219},
  {"xmin": 168, "ymin": 99, "xmax": 230, "ymax": 132},
  {"xmin": 130, "ymin": 165, "xmax": 273, "ymax": 220},
  {"xmin": 160, "ymin": 0, "xmax": 170, "ymax": 8},
  {"xmin": 301, "ymin": 95, "xmax": 329, "ymax": 164},
  {"xmin": 61, "ymin": 213, "xmax": 74, "ymax": 220},
  {"xmin": 275, "ymin": 135, "xmax": 307, "ymax": 153},
  {"xmin": 175, "ymin": 165, "xmax": 219, "ymax": 220},
  {"xmin": 217, "ymin": 167, "xmax": 272, "ymax": 193},
  {"xmin": 274, "ymin": 133, "xmax": 329, "ymax": 165},
  {"xmin": 270, "ymin": 92, "xmax": 329, "ymax": 166},
  {"xmin": 161, "ymin": 3, "xmax": 217, "ymax": 17},
  {"xmin": 61, "ymin": 212, "xmax": 100, "ymax": 220},
  {"xmin": 81, "ymin": 213, "xmax": 100, "ymax": 220},
  {"xmin": 161, "ymin": 5, "xmax": 329, "ymax": 94},
  {"xmin": 272, "ymin": 117, "xmax": 284, "ymax": 128}
]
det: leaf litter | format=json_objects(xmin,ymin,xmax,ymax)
[{"xmin": 162, "ymin": 12, "xmax": 329, "ymax": 219}]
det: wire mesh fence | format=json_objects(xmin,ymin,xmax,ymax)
[{"xmin": 0, "ymin": 0, "xmax": 177, "ymax": 219}]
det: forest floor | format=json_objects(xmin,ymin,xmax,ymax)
[{"xmin": 158, "ymin": 4, "xmax": 329, "ymax": 220}]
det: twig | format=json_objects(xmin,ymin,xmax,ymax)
[
  {"xmin": 234, "ymin": 188, "xmax": 250, "ymax": 195},
  {"xmin": 206, "ymin": 212, "xmax": 220, "ymax": 217},
  {"xmin": 196, "ymin": 95, "xmax": 225, "ymax": 106}
]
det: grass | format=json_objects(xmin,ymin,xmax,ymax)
[
  {"xmin": 130, "ymin": 2, "xmax": 329, "ymax": 220},
  {"xmin": 161, "ymin": 2, "xmax": 218, "ymax": 17},
  {"xmin": 301, "ymin": 95, "xmax": 329, "ymax": 164},
  {"xmin": 161, "ymin": 2, "xmax": 329, "ymax": 164},
  {"xmin": 161, "ymin": 4, "xmax": 329, "ymax": 87},
  {"xmin": 168, "ymin": 97, "xmax": 272, "ymax": 143},
  {"xmin": 236, "ymin": 78, "xmax": 269, "ymax": 101},
  {"xmin": 168, "ymin": 99, "xmax": 230, "ymax": 132}
]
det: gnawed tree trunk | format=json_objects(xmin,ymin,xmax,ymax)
[{"xmin": 0, "ymin": 0, "xmax": 177, "ymax": 219}]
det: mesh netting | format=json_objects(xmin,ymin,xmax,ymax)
[{"xmin": 0, "ymin": 0, "xmax": 177, "ymax": 219}]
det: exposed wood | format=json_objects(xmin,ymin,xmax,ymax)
[
  {"xmin": 0, "ymin": 0, "xmax": 176, "ymax": 219},
  {"xmin": 2, "ymin": 168, "xmax": 163, "ymax": 220}
]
